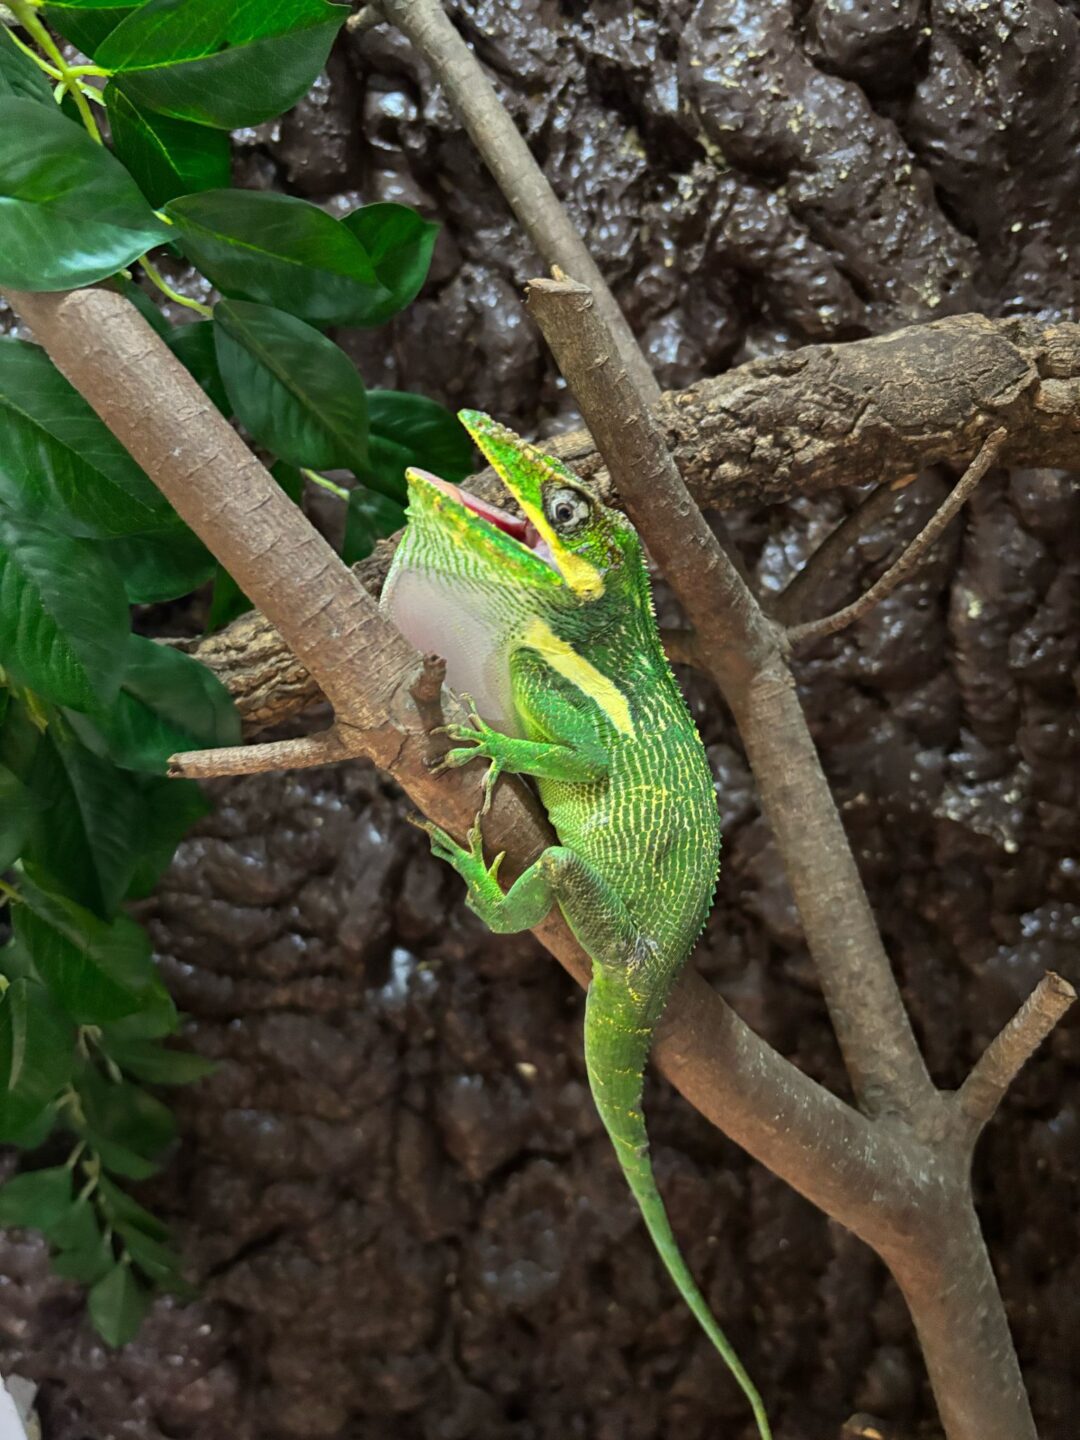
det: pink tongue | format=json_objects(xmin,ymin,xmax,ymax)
[{"xmin": 417, "ymin": 471, "xmax": 532, "ymax": 543}]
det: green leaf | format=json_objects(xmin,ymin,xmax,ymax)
[
  {"xmin": 164, "ymin": 320, "xmax": 229, "ymax": 414},
  {"xmin": 341, "ymin": 204, "xmax": 439, "ymax": 326},
  {"xmin": 0, "ymin": 936, "xmax": 38, "ymax": 985},
  {"xmin": 96, "ymin": 0, "xmax": 347, "ymax": 130},
  {"xmin": 0, "ymin": 760, "xmax": 44, "ymax": 871},
  {"xmin": 365, "ymin": 389, "xmax": 473, "ymax": 497},
  {"xmin": 0, "ymin": 25, "xmax": 56, "ymax": 105},
  {"xmin": 50, "ymin": 1217, "xmax": 114, "ymax": 1285},
  {"xmin": 0, "ymin": 339, "xmax": 181, "ymax": 538},
  {"xmin": 0, "ymin": 98, "xmax": 169, "ymax": 291},
  {"xmin": 214, "ymin": 300, "xmax": 368, "ymax": 471},
  {"xmin": 47, "ymin": 1192, "xmax": 100, "ymax": 1248},
  {"xmin": 14, "ymin": 875, "xmax": 171, "ymax": 1023},
  {"xmin": 0, "ymin": 982, "xmax": 73, "ymax": 1142},
  {"xmin": 116, "ymin": 1222, "xmax": 187, "ymax": 1288},
  {"xmin": 18, "ymin": 724, "xmax": 147, "ymax": 917},
  {"xmin": 65, "ymin": 634, "xmax": 240, "ymax": 775},
  {"xmin": 0, "ymin": 513, "xmax": 130, "ymax": 711},
  {"xmin": 0, "ymin": 1165, "xmax": 73, "ymax": 1229},
  {"xmin": 165, "ymin": 190, "xmax": 390, "ymax": 326},
  {"xmin": 105, "ymin": 1036, "xmax": 215, "ymax": 1085},
  {"xmin": 75, "ymin": 1061, "xmax": 175, "ymax": 1178},
  {"xmin": 101, "ymin": 528, "xmax": 216, "ymax": 604},
  {"xmin": 342, "ymin": 487, "xmax": 404, "ymax": 566},
  {"xmin": 88, "ymin": 1261, "xmax": 150, "ymax": 1346},
  {"xmin": 105, "ymin": 81, "xmax": 231, "ymax": 208},
  {"xmin": 43, "ymin": 2, "xmax": 147, "ymax": 58},
  {"xmin": 97, "ymin": 1172, "xmax": 169, "ymax": 1239},
  {"xmin": 124, "ymin": 772, "xmax": 210, "ymax": 900}
]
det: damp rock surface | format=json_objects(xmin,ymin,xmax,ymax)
[{"xmin": 2, "ymin": 2, "xmax": 1079, "ymax": 1438}]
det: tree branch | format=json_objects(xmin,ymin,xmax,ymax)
[
  {"xmin": 787, "ymin": 429, "xmax": 1007, "ymax": 646},
  {"xmin": 956, "ymin": 972, "xmax": 1076, "ymax": 1137},
  {"xmin": 169, "ymin": 313, "xmax": 1080, "ymax": 740},
  {"xmin": 525, "ymin": 273, "xmax": 934, "ymax": 1118},
  {"xmin": 770, "ymin": 474, "xmax": 918, "ymax": 627},
  {"xmin": 370, "ymin": 0, "xmax": 660, "ymax": 405},
  {"xmin": 1, "ymin": 282, "xmax": 935, "ymax": 1267}
]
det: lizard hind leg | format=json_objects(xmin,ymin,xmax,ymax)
[{"xmin": 421, "ymin": 823, "xmax": 638, "ymax": 946}]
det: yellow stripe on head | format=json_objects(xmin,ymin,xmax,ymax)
[{"xmin": 458, "ymin": 410, "xmax": 605, "ymax": 600}]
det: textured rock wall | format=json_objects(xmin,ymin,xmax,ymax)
[{"xmin": 1, "ymin": 3, "xmax": 1078, "ymax": 1438}]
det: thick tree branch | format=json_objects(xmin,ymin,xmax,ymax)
[
  {"xmin": 2, "ymin": 282, "xmax": 939, "ymax": 1267},
  {"xmin": 526, "ymin": 273, "xmax": 934, "ymax": 1119},
  {"xmin": 168, "ymin": 313, "xmax": 1080, "ymax": 739},
  {"xmin": 956, "ymin": 972, "xmax": 1076, "ymax": 1137},
  {"xmin": 787, "ymin": 429, "xmax": 1007, "ymax": 646},
  {"xmin": 370, "ymin": 0, "xmax": 659, "ymax": 406}
]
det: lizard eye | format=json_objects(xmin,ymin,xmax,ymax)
[{"xmin": 545, "ymin": 487, "xmax": 590, "ymax": 535}]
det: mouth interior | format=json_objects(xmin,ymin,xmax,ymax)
[{"xmin": 419, "ymin": 472, "xmax": 547, "ymax": 558}]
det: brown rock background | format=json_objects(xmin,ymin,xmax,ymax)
[{"xmin": 1, "ymin": 3, "xmax": 1078, "ymax": 1437}]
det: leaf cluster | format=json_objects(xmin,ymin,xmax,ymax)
[{"xmin": 0, "ymin": 0, "xmax": 475, "ymax": 1345}]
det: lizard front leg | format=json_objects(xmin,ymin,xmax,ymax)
[{"xmin": 433, "ymin": 694, "xmax": 608, "ymax": 813}]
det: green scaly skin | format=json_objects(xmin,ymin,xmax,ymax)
[{"xmin": 382, "ymin": 411, "xmax": 771, "ymax": 1439}]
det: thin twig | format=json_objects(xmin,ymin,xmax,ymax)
[
  {"xmin": 957, "ymin": 972, "xmax": 1076, "ymax": 1135},
  {"xmin": 371, "ymin": 0, "xmax": 659, "ymax": 405},
  {"xmin": 771, "ymin": 473, "xmax": 918, "ymax": 626},
  {"xmin": 346, "ymin": 4, "xmax": 382, "ymax": 32},
  {"xmin": 788, "ymin": 430, "xmax": 1007, "ymax": 647},
  {"xmin": 168, "ymin": 727, "xmax": 362, "ymax": 779},
  {"xmin": 409, "ymin": 652, "xmax": 447, "ymax": 731}
]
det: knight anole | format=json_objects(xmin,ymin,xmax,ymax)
[{"xmin": 381, "ymin": 411, "xmax": 770, "ymax": 1439}]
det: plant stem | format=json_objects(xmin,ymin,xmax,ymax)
[
  {"xmin": 302, "ymin": 468, "xmax": 350, "ymax": 502},
  {"xmin": 4, "ymin": 20, "xmax": 62, "ymax": 76},
  {"xmin": 8, "ymin": 0, "xmax": 102, "ymax": 140},
  {"xmin": 139, "ymin": 257, "xmax": 213, "ymax": 318},
  {"xmin": 0, "ymin": 877, "xmax": 21, "ymax": 905}
]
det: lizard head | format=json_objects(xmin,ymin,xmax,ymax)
[{"xmin": 402, "ymin": 409, "xmax": 641, "ymax": 607}]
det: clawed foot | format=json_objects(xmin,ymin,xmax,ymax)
[
  {"xmin": 428, "ymin": 694, "xmax": 503, "ymax": 814},
  {"xmin": 411, "ymin": 816, "xmax": 505, "ymax": 900}
]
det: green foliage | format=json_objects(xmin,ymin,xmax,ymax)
[
  {"xmin": 0, "ymin": 25, "xmax": 55, "ymax": 103},
  {"xmin": 214, "ymin": 299, "xmax": 370, "ymax": 473},
  {"xmin": 165, "ymin": 190, "xmax": 392, "ymax": 326},
  {"xmin": 0, "ymin": 98, "xmax": 168, "ymax": 290},
  {"xmin": 96, "ymin": 0, "xmax": 347, "ymax": 130},
  {"xmin": 0, "ymin": 0, "xmax": 469, "ymax": 1349},
  {"xmin": 43, "ymin": 2, "xmax": 146, "ymax": 59},
  {"xmin": 105, "ymin": 82, "xmax": 231, "ymax": 207},
  {"xmin": 0, "ymin": 513, "xmax": 130, "ymax": 709},
  {"xmin": 0, "ymin": 339, "xmax": 183, "ymax": 538}
]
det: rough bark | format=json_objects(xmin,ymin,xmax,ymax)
[{"xmin": 172, "ymin": 313, "xmax": 1080, "ymax": 736}]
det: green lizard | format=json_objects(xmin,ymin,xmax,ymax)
[{"xmin": 381, "ymin": 410, "xmax": 770, "ymax": 1439}]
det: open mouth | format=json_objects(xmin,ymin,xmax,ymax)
[{"xmin": 414, "ymin": 470, "xmax": 552, "ymax": 564}]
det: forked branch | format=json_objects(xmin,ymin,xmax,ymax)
[
  {"xmin": 957, "ymin": 971, "xmax": 1076, "ymax": 1137},
  {"xmin": 788, "ymin": 429, "xmax": 1008, "ymax": 646}
]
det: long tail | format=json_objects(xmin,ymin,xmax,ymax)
[{"xmin": 585, "ymin": 970, "xmax": 772, "ymax": 1440}]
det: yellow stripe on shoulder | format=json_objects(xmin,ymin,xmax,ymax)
[{"xmin": 521, "ymin": 617, "xmax": 636, "ymax": 738}]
